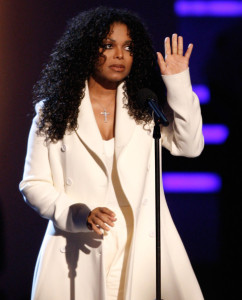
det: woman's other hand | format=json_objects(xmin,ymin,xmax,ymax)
[
  {"xmin": 87, "ymin": 207, "xmax": 117, "ymax": 235},
  {"xmin": 157, "ymin": 33, "xmax": 193, "ymax": 75}
]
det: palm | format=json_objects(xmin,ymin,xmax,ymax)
[{"xmin": 157, "ymin": 34, "xmax": 193, "ymax": 75}]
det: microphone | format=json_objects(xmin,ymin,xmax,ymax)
[{"xmin": 138, "ymin": 88, "xmax": 169, "ymax": 126}]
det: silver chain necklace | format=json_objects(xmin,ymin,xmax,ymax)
[{"xmin": 92, "ymin": 98, "xmax": 114, "ymax": 123}]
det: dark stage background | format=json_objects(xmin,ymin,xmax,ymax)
[{"xmin": 0, "ymin": 1, "xmax": 241, "ymax": 299}]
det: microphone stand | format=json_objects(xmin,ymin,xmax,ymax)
[
  {"xmin": 146, "ymin": 96, "xmax": 168, "ymax": 300},
  {"xmin": 153, "ymin": 115, "xmax": 165, "ymax": 300}
]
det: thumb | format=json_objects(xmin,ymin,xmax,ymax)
[{"xmin": 157, "ymin": 52, "xmax": 166, "ymax": 74}]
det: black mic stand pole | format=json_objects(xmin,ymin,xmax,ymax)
[
  {"xmin": 153, "ymin": 115, "xmax": 163, "ymax": 300},
  {"xmin": 146, "ymin": 95, "xmax": 168, "ymax": 300}
]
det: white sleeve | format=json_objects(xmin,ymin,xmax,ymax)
[
  {"xmin": 19, "ymin": 103, "xmax": 91, "ymax": 233},
  {"xmin": 161, "ymin": 68, "xmax": 204, "ymax": 157}
]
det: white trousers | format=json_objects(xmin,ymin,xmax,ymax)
[{"xmin": 103, "ymin": 205, "xmax": 133, "ymax": 300}]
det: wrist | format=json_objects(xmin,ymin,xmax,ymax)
[{"xmin": 86, "ymin": 212, "xmax": 92, "ymax": 230}]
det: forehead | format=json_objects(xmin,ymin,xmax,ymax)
[{"xmin": 106, "ymin": 22, "xmax": 131, "ymax": 40}]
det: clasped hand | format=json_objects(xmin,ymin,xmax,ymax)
[
  {"xmin": 87, "ymin": 207, "xmax": 117, "ymax": 235},
  {"xmin": 157, "ymin": 33, "xmax": 193, "ymax": 75}
]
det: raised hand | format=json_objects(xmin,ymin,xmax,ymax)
[
  {"xmin": 157, "ymin": 33, "xmax": 193, "ymax": 75},
  {"xmin": 87, "ymin": 207, "xmax": 117, "ymax": 235}
]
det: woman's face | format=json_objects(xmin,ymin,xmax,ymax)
[{"xmin": 93, "ymin": 22, "xmax": 133, "ymax": 86}]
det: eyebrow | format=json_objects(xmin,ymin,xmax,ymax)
[{"xmin": 104, "ymin": 38, "xmax": 133, "ymax": 43}]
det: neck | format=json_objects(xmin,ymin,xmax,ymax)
[
  {"xmin": 88, "ymin": 75, "xmax": 117, "ymax": 139},
  {"xmin": 88, "ymin": 75, "xmax": 118, "ymax": 101}
]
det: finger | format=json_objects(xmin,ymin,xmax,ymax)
[
  {"xmin": 164, "ymin": 37, "xmax": 171, "ymax": 57},
  {"xmin": 91, "ymin": 223, "xmax": 103, "ymax": 235},
  {"xmin": 86, "ymin": 216, "xmax": 104, "ymax": 235},
  {"xmin": 92, "ymin": 215, "xmax": 111, "ymax": 231},
  {"xmin": 95, "ymin": 210, "xmax": 116, "ymax": 227},
  {"xmin": 172, "ymin": 33, "xmax": 178, "ymax": 54},
  {"xmin": 100, "ymin": 207, "xmax": 116, "ymax": 218},
  {"xmin": 177, "ymin": 36, "xmax": 183, "ymax": 55},
  {"xmin": 184, "ymin": 43, "xmax": 193, "ymax": 60},
  {"xmin": 157, "ymin": 52, "xmax": 166, "ymax": 74},
  {"xmin": 93, "ymin": 213, "xmax": 115, "ymax": 228},
  {"xmin": 98, "ymin": 211, "xmax": 116, "ymax": 227},
  {"xmin": 88, "ymin": 207, "xmax": 116, "ymax": 231}
]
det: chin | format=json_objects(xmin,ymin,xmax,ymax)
[
  {"xmin": 109, "ymin": 74, "xmax": 128, "ymax": 82},
  {"xmin": 92, "ymin": 71, "xmax": 129, "ymax": 86}
]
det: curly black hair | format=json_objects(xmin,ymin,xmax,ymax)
[{"xmin": 33, "ymin": 6, "xmax": 166, "ymax": 142}]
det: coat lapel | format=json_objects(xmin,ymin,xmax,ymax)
[
  {"xmin": 75, "ymin": 82, "xmax": 105, "ymax": 166},
  {"xmin": 114, "ymin": 82, "xmax": 136, "ymax": 161}
]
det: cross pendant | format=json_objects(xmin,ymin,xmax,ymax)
[{"xmin": 100, "ymin": 109, "xmax": 110, "ymax": 123}]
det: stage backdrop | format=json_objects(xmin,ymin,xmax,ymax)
[{"xmin": 0, "ymin": 1, "xmax": 241, "ymax": 299}]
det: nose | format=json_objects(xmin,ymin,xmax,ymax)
[{"xmin": 114, "ymin": 47, "xmax": 124, "ymax": 59}]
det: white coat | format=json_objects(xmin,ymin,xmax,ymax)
[{"xmin": 20, "ymin": 68, "xmax": 205, "ymax": 300}]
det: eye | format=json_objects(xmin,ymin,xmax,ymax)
[
  {"xmin": 103, "ymin": 43, "xmax": 113, "ymax": 49},
  {"xmin": 124, "ymin": 44, "xmax": 133, "ymax": 52}
]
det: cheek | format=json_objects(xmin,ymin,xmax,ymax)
[
  {"xmin": 96, "ymin": 55, "xmax": 106, "ymax": 68},
  {"xmin": 127, "ymin": 57, "xmax": 133, "ymax": 72}
]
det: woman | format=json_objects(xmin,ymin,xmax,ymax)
[{"xmin": 19, "ymin": 6, "xmax": 204, "ymax": 300}]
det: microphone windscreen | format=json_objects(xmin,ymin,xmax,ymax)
[{"xmin": 137, "ymin": 88, "xmax": 158, "ymax": 108}]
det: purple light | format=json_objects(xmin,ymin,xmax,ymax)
[
  {"xmin": 174, "ymin": 1, "xmax": 242, "ymax": 17},
  {"xmin": 193, "ymin": 84, "xmax": 210, "ymax": 104},
  {"xmin": 163, "ymin": 172, "xmax": 222, "ymax": 193},
  {"xmin": 203, "ymin": 124, "xmax": 229, "ymax": 144}
]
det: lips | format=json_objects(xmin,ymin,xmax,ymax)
[{"xmin": 109, "ymin": 64, "xmax": 125, "ymax": 72}]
